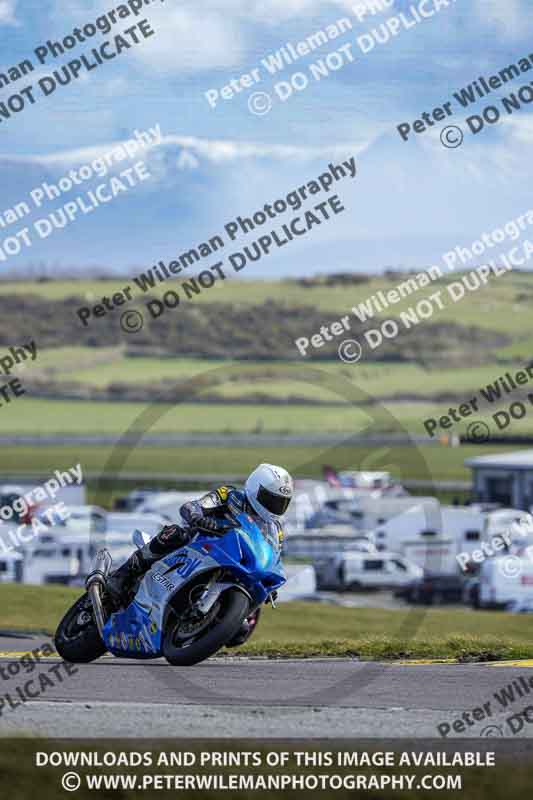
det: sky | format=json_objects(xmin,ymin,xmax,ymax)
[{"xmin": 0, "ymin": 0, "xmax": 532, "ymax": 276}]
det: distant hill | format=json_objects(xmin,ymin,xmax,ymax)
[{"xmin": 0, "ymin": 289, "xmax": 509, "ymax": 367}]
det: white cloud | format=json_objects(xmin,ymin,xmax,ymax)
[
  {"xmin": 200, "ymin": 0, "xmax": 390, "ymax": 22},
  {"xmin": 50, "ymin": 0, "xmax": 375, "ymax": 74},
  {"xmin": 0, "ymin": 131, "xmax": 367, "ymax": 168},
  {"xmin": 159, "ymin": 133, "xmax": 368, "ymax": 162},
  {"xmin": 474, "ymin": 0, "xmax": 523, "ymax": 37},
  {"xmin": 500, "ymin": 113, "xmax": 533, "ymax": 143},
  {"xmin": 52, "ymin": 0, "xmax": 246, "ymax": 72},
  {"xmin": 0, "ymin": 0, "xmax": 18, "ymax": 25},
  {"xmin": 132, "ymin": 7, "xmax": 245, "ymax": 72}
]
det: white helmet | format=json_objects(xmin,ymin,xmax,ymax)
[{"xmin": 245, "ymin": 463, "xmax": 293, "ymax": 522}]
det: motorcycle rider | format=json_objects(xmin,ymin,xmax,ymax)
[{"xmin": 106, "ymin": 463, "xmax": 294, "ymax": 646}]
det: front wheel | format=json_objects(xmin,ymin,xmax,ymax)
[
  {"xmin": 162, "ymin": 588, "xmax": 249, "ymax": 666},
  {"xmin": 54, "ymin": 592, "xmax": 107, "ymax": 663}
]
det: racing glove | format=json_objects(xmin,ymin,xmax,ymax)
[
  {"xmin": 193, "ymin": 515, "xmax": 224, "ymax": 533},
  {"xmin": 150, "ymin": 523, "xmax": 191, "ymax": 554}
]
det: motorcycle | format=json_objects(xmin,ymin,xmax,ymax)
[{"xmin": 54, "ymin": 512, "xmax": 286, "ymax": 666}]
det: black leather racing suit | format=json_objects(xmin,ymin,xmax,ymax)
[
  {"xmin": 147, "ymin": 484, "xmax": 284, "ymax": 559},
  {"xmin": 107, "ymin": 485, "xmax": 284, "ymax": 602}
]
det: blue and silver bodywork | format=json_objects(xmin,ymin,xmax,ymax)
[{"xmin": 101, "ymin": 512, "xmax": 286, "ymax": 659}]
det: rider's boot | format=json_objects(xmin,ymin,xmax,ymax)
[
  {"xmin": 106, "ymin": 524, "xmax": 193, "ymax": 607},
  {"xmin": 105, "ymin": 548, "xmax": 153, "ymax": 607}
]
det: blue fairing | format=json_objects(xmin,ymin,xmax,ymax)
[{"xmin": 102, "ymin": 512, "xmax": 286, "ymax": 659}]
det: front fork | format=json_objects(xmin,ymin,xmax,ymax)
[
  {"xmin": 194, "ymin": 570, "xmax": 277, "ymax": 616},
  {"xmin": 85, "ymin": 549, "xmax": 113, "ymax": 640}
]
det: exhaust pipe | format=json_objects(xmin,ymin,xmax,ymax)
[{"xmin": 85, "ymin": 549, "xmax": 112, "ymax": 640}]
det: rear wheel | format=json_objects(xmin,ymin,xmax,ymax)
[
  {"xmin": 162, "ymin": 588, "xmax": 249, "ymax": 666},
  {"xmin": 54, "ymin": 592, "xmax": 107, "ymax": 663}
]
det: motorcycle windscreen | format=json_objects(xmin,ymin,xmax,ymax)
[{"xmin": 234, "ymin": 512, "xmax": 281, "ymax": 572}]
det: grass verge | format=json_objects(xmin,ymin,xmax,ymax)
[{"xmin": 3, "ymin": 586, "xmax": 533, "ymax": 662}]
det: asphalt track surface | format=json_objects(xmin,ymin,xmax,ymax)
[{"xmin": 2, "ymin": 635, "xmax": 533, "ymax": 738}]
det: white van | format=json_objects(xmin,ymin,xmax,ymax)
[
  {"xmin": 477, "ymin": 552, "xmax": 533, "ymax": 609},
  {"xmin": 315, "ymin": 550, "xmax": 422, "ymax": 591}
]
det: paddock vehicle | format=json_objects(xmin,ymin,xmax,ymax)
[
  {"xmin": 314, "ymin": 550, "xmax": 422, "ymax": 591},
  {"xmin": 468, "ymin": 551, "xmax": 533, "ymax": 610}
]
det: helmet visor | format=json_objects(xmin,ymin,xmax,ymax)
[{"xmin": 257, "ymin": 484, "xmax": 291, "ymax": 516}]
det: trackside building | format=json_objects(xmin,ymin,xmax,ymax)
[{"xmin": 465, "ymin": 450, "xmax": 533, "ymax": 510}]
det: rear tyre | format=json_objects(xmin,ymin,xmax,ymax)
[
  {"xmin": 54, "ymin": 592, "xmax": 107, "ymax": 664},
  {"xmin": 163, "ymin": 588, "xmax": 249, "ymax": 666}
]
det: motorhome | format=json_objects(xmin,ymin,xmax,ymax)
[
  {"xmin": 323, "ymin": 468, "xmax": 406, "ymax": 495},
  {"xmin": 286, "ymin": 527, "xmax": 375, "ymax": 561},
  {"xmin": 55, "ymin": 507, "xmax": 168, "ymax": 537},
  {"xmin": 373, "ymin": 503, "xmax": 443, "ymax": 555},
  {"xmin": 485, "ymin": 509, "xmax": 533, "ymax": 539},
  {"xmin": 61, "ymin": 505, "xmax": 107, "ymax": 533},
  {"xmin": 105, "ymin": 512, "xmax": 170, "ymax": 536},
  {"xmin": 21, "ymin": 528, "xmax": 138, "ymax": 585},
  {"xmin": 23, "ymin": 532, "xmax": 92, "ymax": 585},
  {"xmin": 371, "ymin": 504, "xmax": 487, "ymax": 602},
  {"xmin": 306, "ymin": 494, "xmax": 440, "ymax": 533}
]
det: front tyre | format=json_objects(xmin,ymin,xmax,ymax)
[
  {"xmin": 163, "ymin": 588, "xmax": 249, "ymax": 666},
  {"xmin": 54, "ymin": 592, "xmax": 107, "ymax": 663}
]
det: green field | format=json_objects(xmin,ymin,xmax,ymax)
[
  {"xmin": 2, "ymin": 275, "xmax": 532, "ymax": 483},
  {"xmin": 0, "ymin": 397, "xmax": 372, "ymax": 434},
  {"xmin": 23, "ymin": 347, "xmax": 533, "ymax": 401},
  {"xmin": 0, "ymin": 442, "xmax": 516, "ymax": 486},
  {"xmin": 3, "ymin": 392, "xmax": 533, "ymax": 441},
  {"xmin": 4, "ymin": 272, "xmax": 533, "ymax": 338},
  {"xmin": 4, "ymin": 585, "xmax": 533, "ymax": 661}
]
